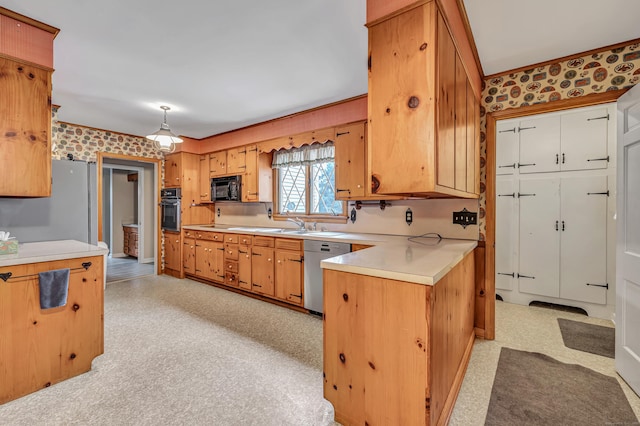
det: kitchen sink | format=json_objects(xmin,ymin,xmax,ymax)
[{"xmin": 305, "ymin": 231, "xmax": 344, "ymax": 236}]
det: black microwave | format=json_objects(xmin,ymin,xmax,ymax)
[{"xmin": 211, "ymin": 175, "xmax": 242, "ymax": 201}]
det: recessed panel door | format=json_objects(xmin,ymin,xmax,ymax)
[
  {"xmin": 519, "ymin": 115, "xmax": 561, "ymax": 174},
  {"xmin": 495, "ymin": 177, "xmax": 516, "ymax": 291},
  {"xmin": 561, "ymin": 107, "xmax": 609, "ymax": 171},
  {"xmin": 496, "ymin": 122, "xmax": 518, "ymax": 175}
]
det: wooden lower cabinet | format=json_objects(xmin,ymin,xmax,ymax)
[
  {"xmin": 123, "ymin": 225, "xmax": 139, "ymax": 258},
  {"xmin": 195, "ymin": 240, "xmax": 224, "ymax": 282},
  {"xmin": 275, "ymin": 239, "xmax": 304, "ymax": 306},
  {"xmin": 251, "ymin": 246, "xmax": 275, "ymax": 296},
  {"xmin": 0, "ymin": 255, "xmax": 104, "ymax": 404},
  {"xmin": 183, "ymin": 237, "xmax": 196, "ymax": 275},
  {"xmin": 164, "ymin": 231, "xmax": 181, "ymax": 276},
  {"xmin": 238, "ymin": 244, "xmax": 252, "ymax": 290},
  {"xmin": 323, "ymin": 251, "xmax": 475, "ymax": 426}
]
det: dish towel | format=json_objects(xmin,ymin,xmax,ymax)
[{"xmin": 39, "ymin": 268, "xmax": 70, "ymax": 309}]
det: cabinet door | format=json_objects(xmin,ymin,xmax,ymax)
[
  {"xmin": 518, "ymin": 115, "xmax": 560, "ymax": 174},
  {"xmin": 195, "ymin": 240, "xmax": 216, "ymax": 280},
  {"xmin": 212, "ymin": 241, "xmax": 226, "ymax": 283},
  {"xmin": 243, "ymin": 145, "xmax": 259, "ymax": 202},
  {"xmin": 495, "ymin": 177, "xmax": 516, "ymax": 291},
  {"xmin": 238, "ymin": 245, "xmax": 252, "ymax": 290},
  {"xmin": 334, "ymin": 123, "xmax": 366, "ymax": 199},
  {"xmin": 227, "ymin": 147, "xmax": 247, "ymax": 175},
  {"xmin": 454, "ymin": 53, "xmax": 468, "ymax": 192},
  {"xmin": 518, "ymin": 177, "xmax": 560, "ymax": 297},
  {"xmin": 251, "ymin": 246, "xmax": 274, "ymax": 296},
  {"xmin": 183, "ymin": 238, "xmax": 196, "ymax": 274},
  {"xmin": 164, "ymin": 232, "xmax": 181, "ymax": 271},
  {"xmin": 275, "ymin": 250, "xmax": 304, "ymax": 305},
  {"xmin": 436, "ymin": 13, "xmax": 456, "ymax": 190},
  {"xmin": 0, "ymin": 58, "xmax": 52, "ymax": 197},
  {"xmin": 209, "ymin": 151, "xmax": 227, "ymax": 177},
  {"xmin": 496, "ymin": 121, "xmax": 519, "ymax": 175},
  {"xmin": 561, "ymin": 107, "xmax": 609, "ymax": 171},
  {"xmin": 559, "ymin": 176, "xmax": 608, "ymax": 304},
  {"xmin": 198, "ymin": 155, "xmax": 211, "ymax": 202},
  {"xmin": 164, "ymin": 154, "xmax": 182, "ymax": 187}
]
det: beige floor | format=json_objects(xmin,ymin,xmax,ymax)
[{"xmin": 451, "ymin": 301, "xmax": 640, "ymax": 425}]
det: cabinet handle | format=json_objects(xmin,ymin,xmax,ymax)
[
  {"xmin": 555, "ymin": 221, "xmax": 559, "ymax": 231},
  {"xmin": 562, "ymin": 153, "xmax": 565, "ymax": 164},
  {"xmin": 562, "ymin": 221, "xmax": 565, "ymax": 231},
  {"xmin": 555, "ymin": 154, "xmax": 559, "ymax": 165}
]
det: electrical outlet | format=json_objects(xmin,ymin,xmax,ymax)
[
  {"xmin": 405, "ymin": 208, "xmax": 413, "ymax": 226},
  {"xmin": 350, "ymin": 208, "xmax": 357, "ymax": 223},
  {"xmin": 452, "ymin": 208, "xmax": 477, "ymax": 228},
  {"xmin": 217, "ymin": 208, "xmax": 221, "ymax": 217}
]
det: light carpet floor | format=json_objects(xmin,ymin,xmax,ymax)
[{"xmin": 0, "ymin": 275, "xmax": 334, "ymax": 425}]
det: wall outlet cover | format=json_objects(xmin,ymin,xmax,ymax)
[{"xmin": 452, "ymin": 208, "xmax": 477, "ymax": 228}]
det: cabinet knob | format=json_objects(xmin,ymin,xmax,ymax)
[
  {"xmin": 267, "ymin": 258, "xmax": 272, "ymax": 262},
  {"xmin": 175, "ymin": 240, "xmax": 179, "ymax": 243},
  {"xmin": 245, "ymin": 255, "xmax": 249, "ymax": 258},
  {"xmin": 228, "ymin": 251, "xmax": 233, "ymax": 255},
  {"xmin": 277, "ymin": 260, "xmax": 281, "ymax": 264},
  {"xmin": 228, "ymin": 265, "xmax": 232, "ymax": 269}
]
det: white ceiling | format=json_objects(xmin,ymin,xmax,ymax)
[{"xmin": 3, "ymin": 0, "xmax": 640, "ymax": 139}]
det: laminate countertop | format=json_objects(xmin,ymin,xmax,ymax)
[
  {"xmin": 0, "ymin": 240, "xmax": 108, "ymax": 267},
  {"xmin": 182, "ymin": 225, "xmax": 477, "ymax": 286}
]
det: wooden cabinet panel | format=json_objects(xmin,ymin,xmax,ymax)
[
  {"xmin": 198, "ymin": 154, "xmax": 211, "ymax": 202},
  {"xmin": 454, "ymin": 53, "xmax": 468, "ymax": 192},
  {"xmin": 225, "ymin": 243, "xmax": 239, "ymax": 261},
  {"xmin": 335, "ymin": 123, "xmax": 366, "ymax": 199},
  {"xmin": 163, "ymin": 154, "xmax": 182, "ymax": 188},
  {"xmin": 238, "ymin": 245, "xmax": 252, "ymax": 290},
  {"xmin": 243, "ymin": 145, "xmax": 272, "ymax": 202},
  {"xmin": 195, "ymin": 240, "xmax": 224, "ymax": 282},
  {"xmin": 275, "ymin": 250, "xmax": 303, "ymax": 306},
  {"xmin": 164, "ymin": 231, "xmax": 181, "ymax": 272},
  {"xmin": 209, "ymin": 151, "xmax": 227, "ymax": 177},
  {"xmin": 183, "ymin": 237, "xmax": 196, "ymax": 275},
  {"xmin": 226, "ymin": 147, "xmax": 247, "ymax": 175},
  {"xmin": 0, "ymin": 57, "xmax": 52, "ymax": 197},
  {"xmin": 0, "ymin": 256, "xmax": 103, "ymax": 404},
  {"xmin": 436, "ymin": 13, "xmax": 456, "ymax": 190},
  {"xmin": 123, "ymin": 226, "xmax": 139, "ymax": 258},
  {"xmin": 351, "ymin": 244, "xmax": 373, "ymax": 252},
  {"xmin": 251, "ymin": 246, "xmax": 274, "ymax": 296},
  {"xmin": 466, "ymin": 80, "xmax": 479, "ymax": 193}
]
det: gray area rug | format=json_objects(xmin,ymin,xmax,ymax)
[
  {"xmin": 485, "ymin": 347, "xmax": 638, "ymax": 426},
  {"xmin": 558, "ymin": 318, "xmax": 615, "ymax": 358}
]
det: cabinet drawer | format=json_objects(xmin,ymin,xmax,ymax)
[
  {"xmin": 224, "ymin": 234, "xmax": 239, "ymax": 244},
  {"xmin": 196, "ymin": 232, "xmax": 223, "ymax": 242},
  {"xmin": 253, "ymin": 236, "xmax": 275, "ymax": 247},
  {"xmin": 239, "ymin": 235, "xmax": 252, "ymax": 245},
  {"xmin": 225, "ymin": 272, "xmax": 238, "ymax": 287},
  {"xmin": 275, "ymin": 238, "xmax": 303, "ymax": 251},
  {"xmin": 184, "ymin": 230, "xmax": 195, "ymax": 238},
  {"xmin": 225, "ymin": 261, "xmax": 239, "ymax": 273},
  {"xmin": 225, "ymin": 243, "xmax": 239, "ymax": 261}
]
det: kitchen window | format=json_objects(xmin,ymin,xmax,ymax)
[{"xmin": 273, "ymin": 143, "xmax": 345, "ymax": 221}]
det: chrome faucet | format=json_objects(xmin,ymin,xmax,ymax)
[{"xmin": 287, "ymin": 217, "xmax": 306, "ymax": 231}]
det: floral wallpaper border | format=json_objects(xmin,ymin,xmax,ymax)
[{"xmin": 477, "ymin": 41, "xmax": 640, "ymax": 241}]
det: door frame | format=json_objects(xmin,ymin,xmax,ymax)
[
  {"xmin": 483, "ymin": 89, "xmax": 627, "ymax": 339},
  {"xmin": 97, "ymin": 152, "xmax": 162, "ymax": 275}
]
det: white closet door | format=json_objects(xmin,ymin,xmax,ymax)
[
  {"xmin": 559, "ymin": 175, "xmax": 608, "ymax": 304},
  {"xmin": 561, "ymin": 107, "xmax": 609, "ymax": 171},
  {"xmin": 496, "ymin": 177, "xmax": 516, "ymax": 290},
  {"xmin": 496, "ymin": 122, "xmax": 518, "ymax": 175},
  {"xmin": 519, "ymin": 115, "xmax": 561, "ymax": 174},
  {"xmin": 518, "ymin": 177, "xmax": 560, "ymax": 297}
]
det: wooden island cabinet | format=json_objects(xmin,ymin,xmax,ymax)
[{"xmin": 323, "ymin": 245, "xmax": 476, "ymax": 426}]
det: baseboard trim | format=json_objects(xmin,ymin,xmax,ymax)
[
  {"xmin": 140, "ymin": 257, "xmax": 154, "ymax": 264},
  {"xmin": 111, "ymin": 253, "xmax": 127, "ymax": 258}
]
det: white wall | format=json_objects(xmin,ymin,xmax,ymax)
[
  {"xmin": 213, "ymin": 198, "xmax": 479, "ymax": 240},
  {"xmin": 111, "ymin": 170, "xmax": 136, "ymax": 256}
]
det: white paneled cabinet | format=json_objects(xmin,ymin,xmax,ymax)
[{"xmin": 495, "ymin": 103, "xmax": 615, "ymax": 318}]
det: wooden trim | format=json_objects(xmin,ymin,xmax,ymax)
[
  {"xmin": 474, "ymin": 245, "xmax": 489, "ymax": 339},
  {"xmin": 0, "ymin": 7, "xmax": 60, "ymax": 36},
  {"xmin": 365, "ymin": 0, "xmax": 430, "ymax": 27},
  {"xmin": 96, "ymin": 152, "xmax": 163, "ymax": 276},
  {"xmin": 436, "ymin": 331, "xmax": 475, "ymax": 426},
  {"xmin": 0, "ymin": 52, "xmax": 53, "ymax": 72},
  {"xmin": 272, "ymin": 214, "xmax": 348, "ymax": 224},
  {"xmin": 484, "ymin": 89, "xmax": 629, "ymax": 341},
  {"xmin": 484, "ymin": 37, "xmax": 640, "ymax": 80},
  {"xmin": 454, "ymin": 0, "xmax": 484, "ymax": 78},
  {"xmin": 57, "ymin": 120, "xmax": 146, "ymax": 140}
]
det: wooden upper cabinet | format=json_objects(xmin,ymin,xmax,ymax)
[
  {"xmin": 163, "ymin": 153, "xmax": 182, "ymax": 188},
  {"xmin": 226, "ymin": 146, "xmax": 247, "ymax": 175},
  {"xmin": 334, "ymin": 123, "xmax": 366, "ymax": 199},
  {"xmin": 198, "ymin": 154, "xmax": 211, "ymax": 202},
  {"xmin": 0, "ymin": 9, "xmax": 59, "ymax": 69},
  {"xmin": 367, "ymin": 3, "xmax": 479, "ymax": 198},
  {"xmin": 0, "ymin": 57, "xmax": 52, "ymax": 197},
  {"xmin": 242, "ymin": 145, "xmax": 272, "ymax": 203},
  {"xmin": 210, "ymin": 151, "xmax": 227, "ymax": 177}
]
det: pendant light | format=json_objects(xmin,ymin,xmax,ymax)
[{"xmin": 146, "ymin": 105, "xmax": 183, "ymax": 153}]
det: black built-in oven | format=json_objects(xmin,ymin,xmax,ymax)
[
  {"xmin": 160, "ymin": 188, "xmax": 181, "ymax": 231},
  {"xmin": 211, "ymin": 175, "xmax": 242, "ymax": 201}
]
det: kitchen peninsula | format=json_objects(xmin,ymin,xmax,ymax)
[{"xmin": 0, "ymin": 240, "xmax": 107, "ymax": 404}]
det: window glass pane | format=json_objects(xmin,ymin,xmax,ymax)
[
  {"xmin": 279, "ymin": 165, "xmax": 306, "ymax": 214},
  {"xmin": 310, "ymin": 162, "xmax": 343, "ymax": 215}
]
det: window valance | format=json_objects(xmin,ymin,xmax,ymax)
[{"xmin": 272, "ymin": 142, "xmax": 334, "ymax": 169}]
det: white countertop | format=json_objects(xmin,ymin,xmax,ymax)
[
  {"xmin": 182, "ymin": 224, "xmax": 477, "ymax": 286},
  {"xmin": 0, "ymin": 240, "xmax": 109, "ymax": 267}
]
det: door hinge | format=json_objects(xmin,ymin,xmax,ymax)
[
  {"xmin": 517, "ymin": 193, "xmax": 536, "ymax": 197},
  {"xmin": 497, "ymin": 272, "xmax": 515, "ymax": 277},
  {"xmin": 336, "ymin": 131, "xmax": 350, "ymax": 137},
  {"xmin": 518, "ymin": 126, "xmax": 536, "ymax": 132},
  {"xmin": 499, "ymin": 163, "xmax": 517, "ymax": 169},
  {"xmin": 499, "ymin": 128, "xmax": 517, "ymax": 133},
  {"xmin": 518, "ymin": 163, "xmax": 536, "ymax": 168},
  {"xmin": 587, "ymin": 114, "xmax": 609, "ymax": 121},
  {"xmin": 289, "ymin": 257, "xmax": 303, "ymax": 263},
  {"xmin": 587, "ymin": 191, "xmax": 610, "ymax": 196},
  {"xmin": 290, "ymin": 294, "xmax": 302, "ymax": 298},
  {"xmin": 517, "ymin": 273, "xmax": 535, "ymax": 279},
  {"xmin": 587, "ymin": 156, "xmax": 610, "ymax": 162},
  {"xmin": 498, "ymin": 193, "xmax": 516, "ymax": 198},
  {"xmin": 252, "ymin": 252, "xmax": 261, "ymax": 256}
]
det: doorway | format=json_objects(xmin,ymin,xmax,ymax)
[{"xmin": 97, "ymin": 153, "xmax": 162, "ymax": 282}]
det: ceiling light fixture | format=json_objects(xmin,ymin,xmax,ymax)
[{"xmin": 146, "ymin": 105, "xmax": 183, "ymax": 153}]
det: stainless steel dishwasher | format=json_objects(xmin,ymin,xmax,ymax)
[{"xmin": 304, "ymin": 240, "xmax": 351, "ymax": 315}]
